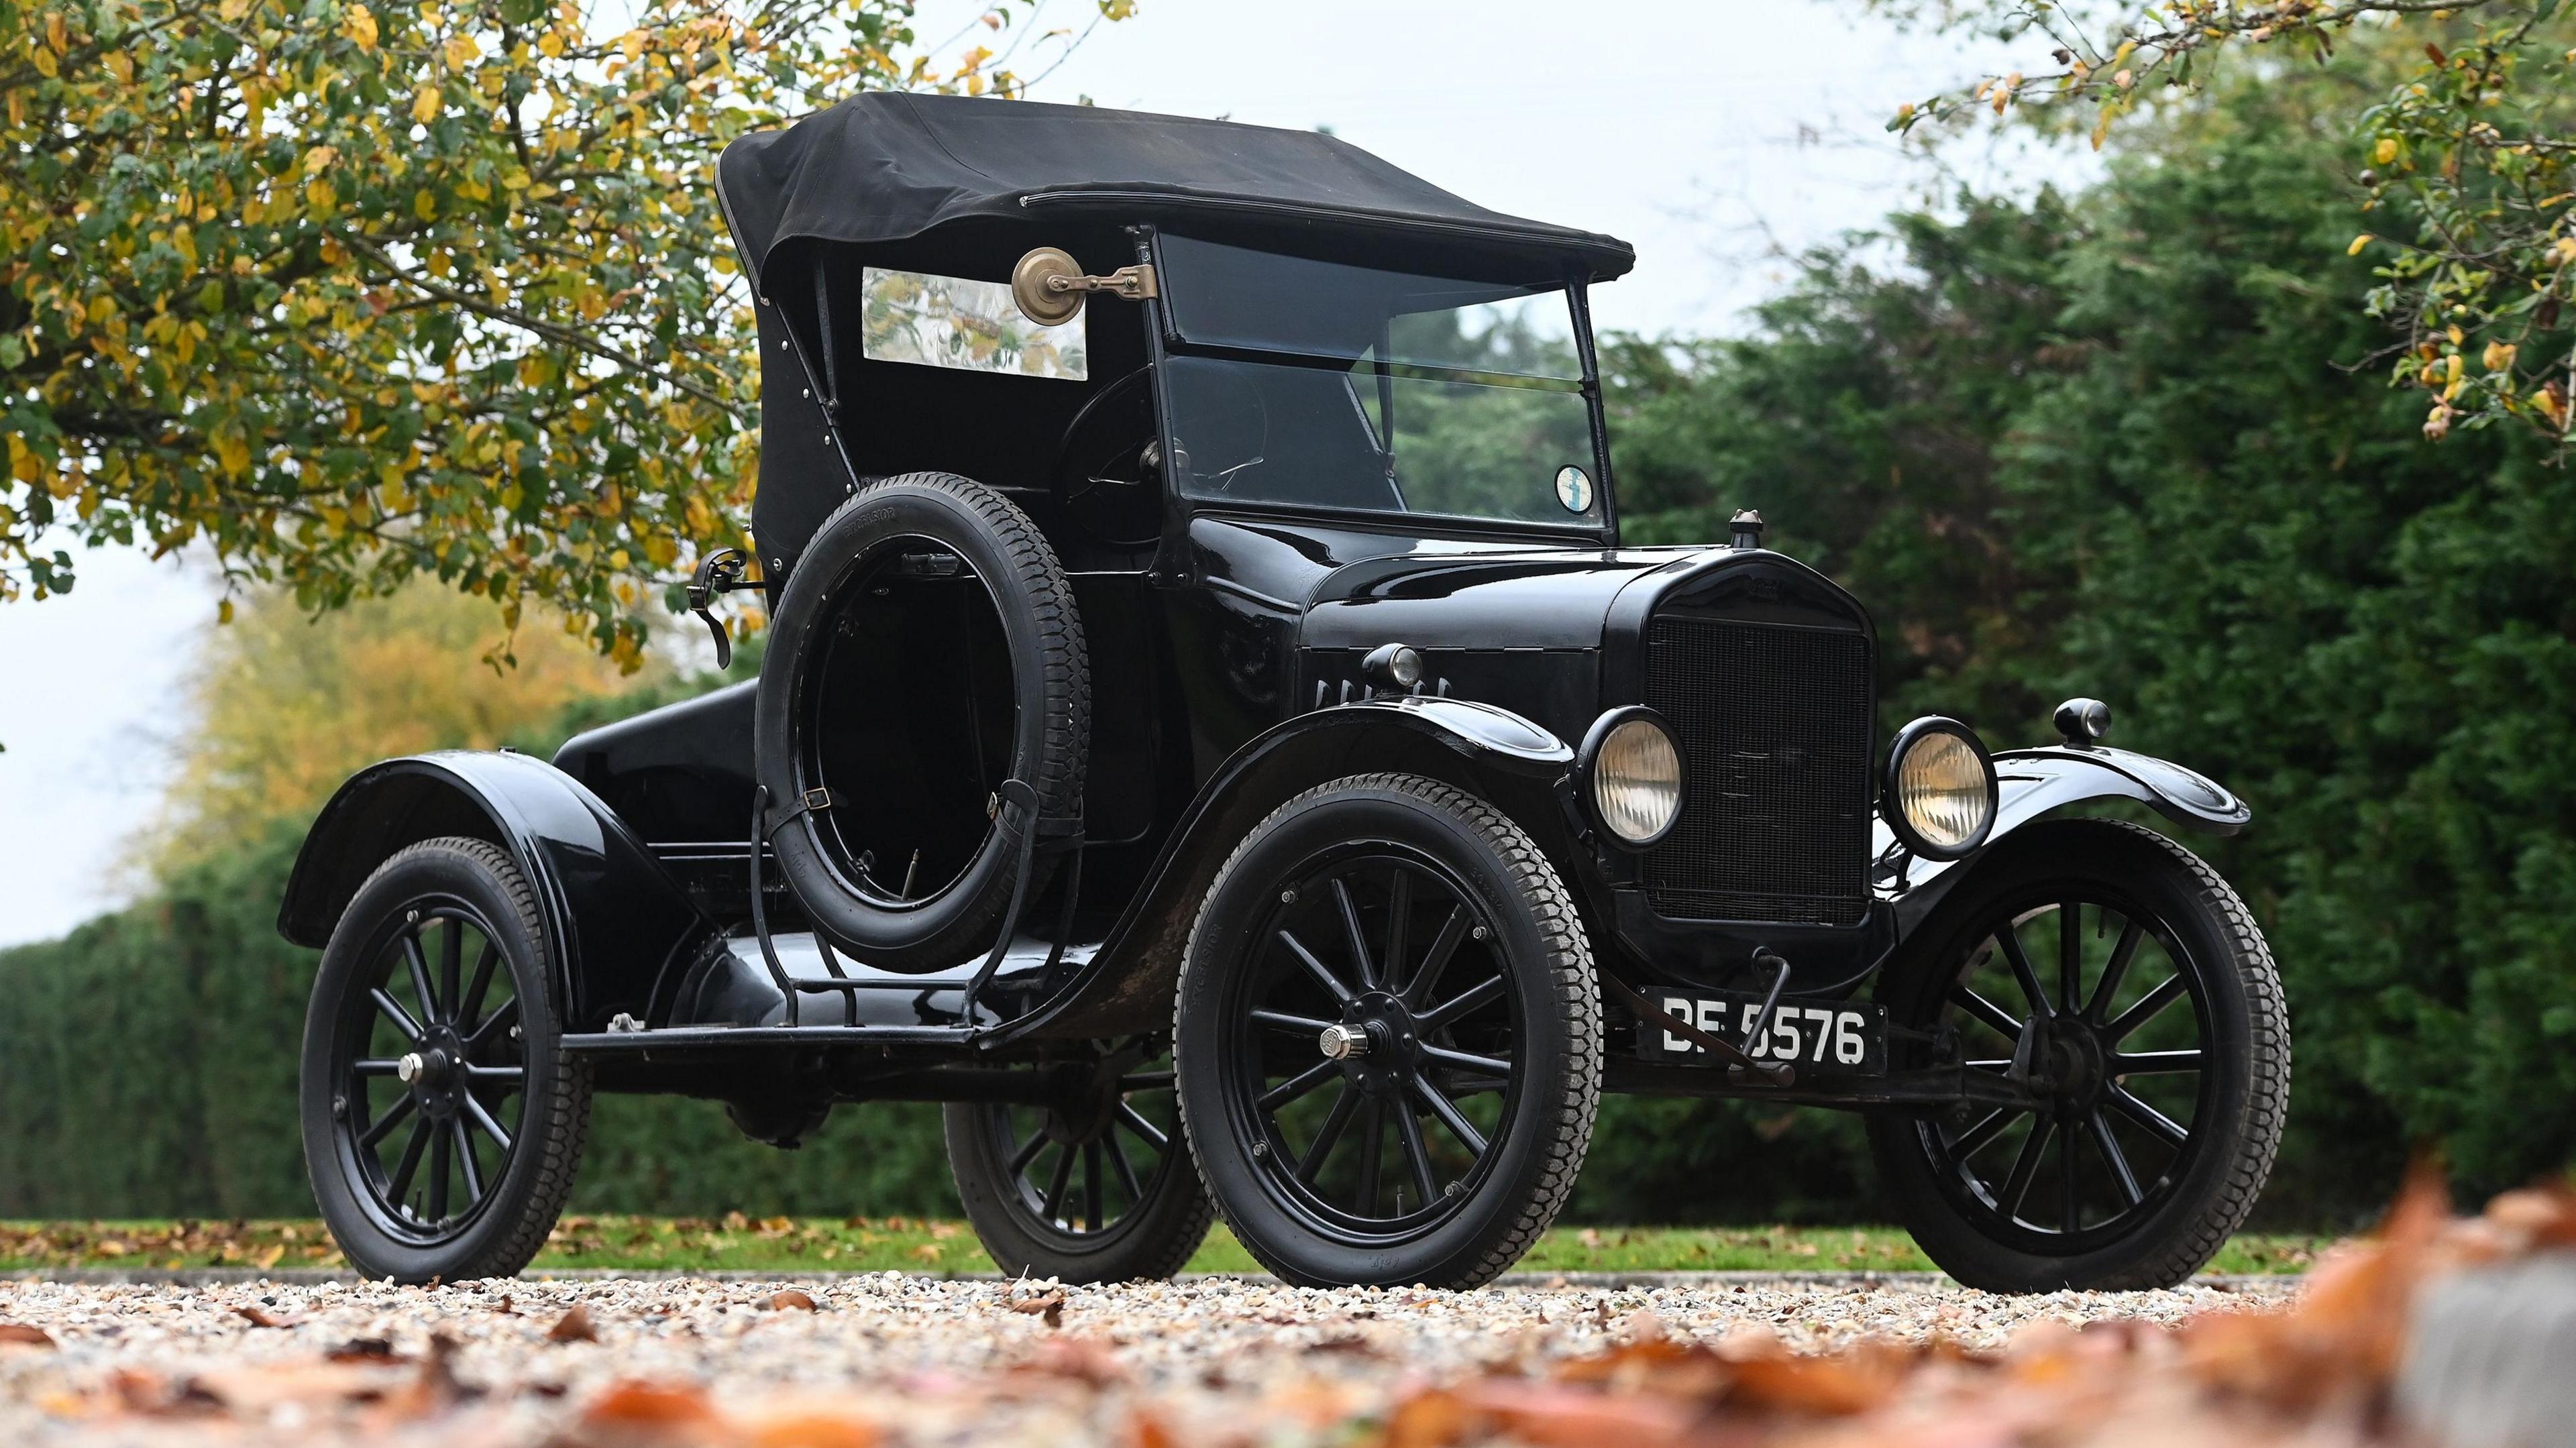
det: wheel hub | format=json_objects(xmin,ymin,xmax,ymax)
[
  {"xmin": 403, "ymin": 1029, "xmax": 469, "ymax": 1117},
  {"xmin": 1330, "ymin": 991, "xmax": 1419, "ymax": 1097},
  {"xmin": 2048, "ymin": 1026, "xmax": 2108, "ymax": 1105}
]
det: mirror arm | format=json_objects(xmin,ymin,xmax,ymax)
[{"xmin": 1052, "ymin": 263, "xmax": 1159, "ymax": 302}]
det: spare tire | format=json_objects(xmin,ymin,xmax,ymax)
[{"xmin": 755, "ymin": 473, "xmax": 1088, "ymax": 972}]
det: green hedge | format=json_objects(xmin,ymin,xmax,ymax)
[
  {"xmin": 0, "ymin": 821, "xmax": 1876, "ymax": 1223},
  {"xmin": 0, "ymin": 821, "xmax": 1865, "ymax": 1222},
  {"xmin": 0, "ymin": 824, "xmax": 956, "ymax": 1220}
]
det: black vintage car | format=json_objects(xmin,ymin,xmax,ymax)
[{"xmin": 280, "ymin": 95, "xmax": 2288, "ymax": 1293}]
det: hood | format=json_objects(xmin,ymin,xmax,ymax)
[{"xmin": 1298, "ymin": 548, "xmax": 1699, "ymax": 652}]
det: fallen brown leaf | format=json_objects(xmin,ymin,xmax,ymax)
[
  {"xmin": 0, "ymin": 1323, "xmax": 57, "ymax": 1349},
  {"xmin": 550, "ymin": 1303, "xmax": 602, "ymax": 1343},
  {"xmin": 766, "ymin": 1289, "xmax": 819, "ymax": 1312},
  {"xmin": 233, "ymin": 1304, "xmax": 289, "ymax": 1328},
  {"xmin": 568, "ymin": 1379, "xmax": 720, "ymax": 1443},
  {"xmin": 1017, "ymin": 1335, "xmax": 1126, "ymax": 1388},
  {"xmin": 1012, "ymin": 1288, "xmax": 1067, "ymax": 1328},
  {"xmin": 733, "ymin": 1403, "xmax": 879, "ymax": 1447},
  {"xmin": 375, "ymin": 1331, "xmax": 468, "ymax": 1421},
  {"xmin": 1128, "ymin": 1406, "xmax": 1180, "ymax": 1448}
]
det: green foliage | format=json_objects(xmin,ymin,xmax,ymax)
[
  {"xmin": 1873, "ymin": 1, "xmax": 2576, "ymax": 455},
  {"xmin": 9, "ymin": 19, "xmax": 2570, "ymax": 1231},
  {"xmin": 1615, "ymin": 29, "xmax": 2576, "ymax": 1218},
  {"xmin": 0, "ymin": 667, "xmax": 959, "ymax": 1223},
  {"xmin": 0, "ymin": 0, "xmax": 1116, "ymax": 666}
]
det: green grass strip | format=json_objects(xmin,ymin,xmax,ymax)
[{"xmin": 0, "ymin": 1217, "xmax": 2330, "ymax": 1278}]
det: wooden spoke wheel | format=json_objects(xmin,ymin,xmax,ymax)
[
  {"xmin": 945, "ymin": 1044, "xmax": 1211, "ymax": 1282},
  {"xmin": 301, "ymin": 838, "xmax": 588, "ymax": 1282},
  {"xmin": 1176, "ymin": 774, "xmax": 1599, "ymax": 1290},
  {"xmin": 1870, "ymin": 820, "xmax": 2288, "ymax": 1291}
]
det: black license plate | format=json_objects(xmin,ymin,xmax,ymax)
[{"xmin": 1633, "ymin": 990, "xmax": 1888, "ymax": 1074}]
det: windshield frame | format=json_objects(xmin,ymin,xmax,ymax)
[{"xmin": 1142, "ymin": 229, "xmax": 1618, "ymax": 545}]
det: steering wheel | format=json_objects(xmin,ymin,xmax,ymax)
[
  {"xmin": 1171, "ymin": 366, "xmax": 1270, "ymax": 493},
  {"xmin": 1049, "ymin": 368, "xmax": 1163, "ymax": 548}
]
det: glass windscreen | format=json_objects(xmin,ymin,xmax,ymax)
[
  {"xmin": 1156, "ymin": 235, "xmax": 1602, "ymax": 528},
  {"xmin": 1158, "ymin": 235, "xmax": 1580, "ymax": 380},
  {"xmin": 1163, "ymin": 357, "xmax": 1599, "ymax": 526}
]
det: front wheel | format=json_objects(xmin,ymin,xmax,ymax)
[
  {"xmin": 1868, "ymin": 819, "xmax": 2289, "ymax": 1291},
  {"xmin": 1175, "ymin": 774, "xmax": 1601, "ymax": 1290},
  {"xmin": 299, "ymin": 838, "xmax": 590, "ymax": 1283}
]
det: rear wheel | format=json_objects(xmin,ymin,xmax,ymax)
[
  {"xmin": 943, "ymin": 1042, "xmax": 1212, "ymax": 1283},
  {"xmin": 1175, "ymin": 774, "xmax": 1599, "ymax": 1289},
  {"xmin": 300, "ymin": 838, "xmax": 589, "ymax": 1283},
  {"xmin": 1868, "ymin": 819, "xmax": 2288, "ymax": 1291}
]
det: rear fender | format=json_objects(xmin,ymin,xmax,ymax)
[
  {"xmin": 276, "ymin": 751, "xmax": 703, "ymax": 1029},
  {"xmin": 1007, "ymin": 698, "xmax": 1574, "ymax": 1040},
  {"xmin": 1880, "ymin": 744, "xmax": 2250, "ymax": 930}
]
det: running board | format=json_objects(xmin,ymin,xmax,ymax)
[{"xmin": 561, "ymin": 1023, "xmax": 980, "ymax": 1054}]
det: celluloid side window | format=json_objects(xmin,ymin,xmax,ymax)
[{"xmin": 859, "ymin": 267, "xmax": 1088, "ymax": 380}]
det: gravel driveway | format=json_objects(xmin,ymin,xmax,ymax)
[{"xmin": 0, "ymin": 1272, "xmax": 2293, "ymax": 1445}]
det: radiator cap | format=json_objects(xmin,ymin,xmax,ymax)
[{"xmin": 1729, "ymin": 508, "xmax": 1766, "ymax": 549}]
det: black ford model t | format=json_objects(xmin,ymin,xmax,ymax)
[{"xmin": 280, "ymin": 95, "xmax": 2288, "ymax": 1293}]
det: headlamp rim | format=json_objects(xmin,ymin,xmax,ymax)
[
  {"xmin": 1578, "ymin": 706, "xmax": 1685, "ymax": 850},
  {"xmin": 1882, "ymin": 716, "xmax": 1999, "ymax": 861}
]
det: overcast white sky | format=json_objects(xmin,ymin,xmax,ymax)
[{"xmin": 0, "ymin": 0, "xmax": 2086, "ymax": 946}]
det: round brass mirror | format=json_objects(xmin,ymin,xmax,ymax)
[{"xmin": 1011, "ymin": 247, "xmax": 1085, "ymax": 327}]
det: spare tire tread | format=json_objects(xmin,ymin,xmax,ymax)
[{"xmin": 757, "ymin": 472, "xmax": 1089, "ymax": 970}]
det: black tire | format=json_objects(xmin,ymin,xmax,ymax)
[
  {"xmin": 1868, "ymin": 819, "xmax": 2289, "ymax": 1291},
  {"xmin": 943, "ymin": 1044, "xmax": 1213, "ymax": 1283},
  {"xmin": 755, "ymin": 473, "xmax": 1089, "ymax": 972},
  {"xmin": 300, "ymin": 838, "xmax": 590, "ymax": 1283},
  {"xmin": 1174, "ymin": 773, "xmax": 1600, "ymax": 1289}
]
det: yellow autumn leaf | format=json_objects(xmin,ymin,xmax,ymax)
[
  {"xmin": 621, "ymin": 28, "xmax": 647, "ymax": 61},
  {"xmin": 306, "ymin": 178, "xmax": 337, "ymax": 213},
  {"xmin": 414, "ymin": 188, "xmax": 436, "ymax": 221},
  {"xmin": 2553, "ymin": 237, "xmax": 2576, "ymax": 266},
  {"xmin": 2375, "ymin": 137, "xmax": 2400, "ymax": 165},
  {"xmin": 343, "ymin": 3, "xmax": 378, "ymax": 49},
  {"xmin": 46, "ymin": 12, "xmax": 66, "ymax": 52},
  {"xmin": 2445, "ymin": 353, "xmax": 2465, "ymax": 384},
  {"xmin": 539, "ymin": 29, "xmax": 564, "ymax": 58},
  {"xmin": 412, "ymin": 86, "xmax": 441, "ymax": 124},
  {"xmin": 32, "ymin": 46, "xmax": 58, "ymax": 78},
  {"xmin": 2484, "ymin": 341, "xmax": 2516, "ymax": 372},
  {"xmin": 445, "ymin": 32, "xmax": 478, "ymax": 68},
  {"xmin": 215, "ymin": 433, "xmax": 251, "ymax": 477}
]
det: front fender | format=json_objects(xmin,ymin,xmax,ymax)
[
  {"xmin": 1878, "ymin": 744, "xmax": 2249, "ymax": 926},
  {"xmin": 276, "ymin": 751, "xmax": 703, "ymax": 1029},
  {"xmin": 1004, "ymin": 698, "xmax": 1573, "ymax": 1041}
]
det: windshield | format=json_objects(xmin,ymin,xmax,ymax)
[{"xmin": 1155, "ymin": 235, "xmax": 1604, "ymax": 528}]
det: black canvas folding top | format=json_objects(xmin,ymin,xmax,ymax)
[{"xmin": 715, "ymin": 93, "xmax": 1635, "ymax": 289}]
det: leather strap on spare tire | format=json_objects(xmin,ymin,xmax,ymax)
[{"xmin": 754, "ymin": 473, "xmax": 1089, "ymax": 973}]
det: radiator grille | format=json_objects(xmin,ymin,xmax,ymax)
[{"xmin": 1642, "ymin": 618, "xmax": 1874, "ymax": 926}]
